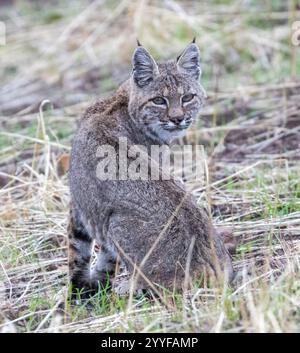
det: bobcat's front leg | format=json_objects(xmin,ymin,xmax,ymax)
[{"xmin": 90, "ymin": 243, "xmax": 118, "ymax": 287}]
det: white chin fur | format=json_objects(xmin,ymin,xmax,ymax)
[{"xmin": 150, "ymin": 124, "xmax": 188, "ymax": 144}]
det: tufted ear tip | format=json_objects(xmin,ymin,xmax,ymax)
[
  {"xmin": 192, "ymin": 37, "xmax": 196, "ymax": 43},
  {"xmin": 136, "ymin": 38, "xmax": 142, "ymax": 47},
  {"xmin": 132, "ymin": 46, "xmax": 159, "ymax": 88},
  {"xmin": 176, "ymin": 42, "xmax": 201, "ymax": 80}
]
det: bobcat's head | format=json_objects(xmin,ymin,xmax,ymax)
[{"xmin": 128, "ymin": 41, "xmax": 206, "ymax": 144}]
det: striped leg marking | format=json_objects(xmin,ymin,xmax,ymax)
[{"xmin": 68, "ymin": 208, "xmax": 93, "ymax": 293}]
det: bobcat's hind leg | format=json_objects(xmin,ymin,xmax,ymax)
[{"xmin": 68, "ymin": 208, "xmax": 94, "ymax": 295}]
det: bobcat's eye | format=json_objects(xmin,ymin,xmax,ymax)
[
  {"xmin": 182, "ymin": 94, "xmax": 195, "ymax": 103},
  {"xmin": 152, "ymin": 97, "xmax": 167, "ymax": 105}
]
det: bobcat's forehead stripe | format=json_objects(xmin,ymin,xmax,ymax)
[{"xmin": 166, "ymin": 75, "xmax": 181, "ymax": 95}]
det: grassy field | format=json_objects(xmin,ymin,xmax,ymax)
[{"xmin": 0, "ymin": 0, "xmax": 300, "ymax": 333}]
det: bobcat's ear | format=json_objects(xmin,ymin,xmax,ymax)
[
  {"xmin": 132, "ymin": 46, "xmax": 159, "ymax": 88},
  {"xmin": 176, "ymin": 43, "xmax": 201, "ymax": 80}
]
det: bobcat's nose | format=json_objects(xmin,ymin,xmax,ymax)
[{"xmin": 168, "ymin": 108, "xmax": 184, "ymax": 125}]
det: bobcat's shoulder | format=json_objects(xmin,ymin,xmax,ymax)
[{"xmin": 81, "ymin": 85, "xmax": 129, "ymax": 123}]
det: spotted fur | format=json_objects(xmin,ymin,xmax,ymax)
[{"xmin": 68, "ymin": 42, "xmax": 233, "ymax": 295}]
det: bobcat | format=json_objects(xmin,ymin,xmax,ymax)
[{"xmin": 68, "ymin": 41, "xmax": 233, "ymax": 295}]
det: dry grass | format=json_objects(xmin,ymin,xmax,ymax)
[{"xmin": 0, "ymin": 0, "xmax": 300, "ymax": 333}]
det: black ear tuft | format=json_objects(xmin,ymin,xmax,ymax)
[
  {"xmin": 192, "ymin": 37, "xmax": 196, "ymax": 43},
  {"xmin": 132, "ymin": 47, "xmax": 159, "ymax": 88},
  {"xmin": 136, "ymin": 39, "xmax": 142, "ymax": 47},
  {"xmin": 177, "ymin": 43, "xmax": 201, "ymax": 80}
]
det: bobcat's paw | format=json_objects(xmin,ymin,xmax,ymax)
[{"xmin": 113, "ymin": 278, "xmax": 144, "ymax": 297}]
